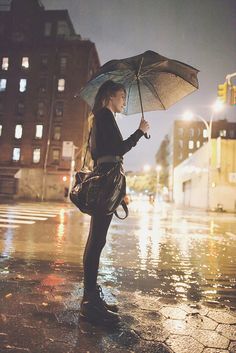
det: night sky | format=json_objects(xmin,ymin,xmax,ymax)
[{"xmin": 42, "ymin": 0, "xmax": 236, "ymax": 171}]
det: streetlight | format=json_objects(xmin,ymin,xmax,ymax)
[
  {"xmin": 182, "ymin": 99, "xmax": 224, "ymax": 210},
  {"xmin": 143, "ymin": 164, "xmax": 151, "ymax": 172}
]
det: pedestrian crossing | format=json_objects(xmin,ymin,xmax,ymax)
[{"xmin": 0, "ymin": 203, "xmax": 71, "ymax": 229}]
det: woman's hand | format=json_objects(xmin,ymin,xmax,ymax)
[{"xmin": 139, "ymin": 118, "xmax": 150, "ymax": 134}]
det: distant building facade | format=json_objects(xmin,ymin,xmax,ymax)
[
  {"xmin": 156, "ymin": 118, "xmax": 236, "ymax": 200},
  {"xmin": 0, "ymin": 0, "xmax": 100, "ymax": 200},
  {"xmin": 173, "ymin": 138, "xmax": 236, "ymax": 212}
]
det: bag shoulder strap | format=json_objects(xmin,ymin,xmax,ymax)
[
  {"xmin": 114, "ymin": 200, "xmax": 128, "ymax": 220},
  {"xmin": 82, "ymin": 128, "xmax": 92, "ymax": 169}
]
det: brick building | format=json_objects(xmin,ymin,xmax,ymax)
[{"xmin": 0, "ymin": 0, "xmax": 100, "ymax": 200}]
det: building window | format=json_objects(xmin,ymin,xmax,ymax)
[
  {"xmin": 188, "ymin": 140, "xmax": 194, "ymax": 149},
  {"xmin": 57, "ymin": 21, "xmax": 70, "ymax": 36},
  {"xmin": 40, "ymin": 55, "xmax": 48, "ymax": 70},
  {"xmin": 13, "ymin": 147, "xmax": 20, "ymax": 161},
  {"xmin": 0, "ymin": 79, "xmax": 7, "ymax": 91},
  {"xmin": 17, "ymin": 102, "xmax": 25, "ymax": 115},
  {"xmin": 53, "ymin": 126, "xmax": 61, "ymax": 140},
  {"xmin": 44, "ymin": 22, "xmax": 52, "ymax": 36},
  {"xmin": 33, "ymin": 148, "xmax": 40, "ymax": 163},
  {"xmin": 59, "ymin": 57, "xmax": 67, "ymax": 72},
  {"xmin": 19, "ymin": 79, "xmax": 27, "ymax": 92},
  {"xmin": 39, "ymin": 77, "xmax": 47, "ymax": 93},
  {"xmin": 2, "ymin": 57, "xmax": 9, "ymax": 70},
  {"xmin": 203, "ymin": 129, "xmax": 208, "ymax": 138},
  {"xmin": 0, "ymin": 124, "xmax": 2, "ymax": 136},
  {"xmin": 0, "ymin": 101, "xmax": 3, "ymax": 116},
  {"xmin": 37, "ymin": 102, "xmax": 45, "ymax": 117},
  {"xmin": 188, "ymin": 153, "xmax": 192, "ymax": 158},
  {"xmin": 178, "ymin": 139, "xmax": 183, "ymax": 148},
  {"xmin": 178, "ymin": 127, "xmax": 184, "ymax": 137},
  {"xmin": 15, "ymin": 124, "xmax": 23, "ymax": 139},
  {"xmin": 196, "ymin": 140, "xmax": 200, "ymax": 148},
  {"xmin": 229, "ymin": 130, "xmax": 235, "ymax": 138},
  {"xmin": 178, "ymin": 152, "xmax": 183, "ymax": 160},
  {"xmin": 35, "ymin": 124, "xmax": 43, "ymax": 139},
  {"xmin": 189, "ymin": 128, "xmax": 194, "ymax": 138},
  {"xmin": 54, "ymin": 101, "xmax": 64, "ymax": 117},
  {"xmin": 219, "ymin": 129, "xmax": 227, "ymax": 137},
  {"xmin": 57, "ymin": 79, "xmax": 65, "ymax": 92},
  {"xmin": 22, "ymin": 57, "xmax": 29, "ymax": 69},
  {"xmin": 52, "ymin": 149, "xmax": 60, "ymax": 163}
]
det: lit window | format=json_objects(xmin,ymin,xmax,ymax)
[
  {"xmin": 0, "ymin": 124, "xmax": 2, "ymax": 136},
  {"xmin": 44, "ymin": 22, "xmax": 52, "ymax": 36},
  {"xmin": 2, "ymin": 57, "xmax": 9, "ymax": 70},
  {"xmin": 178, "ymin": 139, "xmax": 183, "ymax": 148},
  {"xmin": 219, "ymin": 129, "xmax": 227, "ymax": 137},
  {"xmin": 13, "ymin": 147, "xmax": 20, "ymax": 161},
  {"xmin": 37, "ymin": 102, "xmax": 45, "ymax": 116},
  {"xmin": 33, "ymin": 148, "xmax": 40, "ymax": 163},
  {"xmin": 188, "ymin": 153, "xmax": 192, "ymax": 157},
  {"xmin": 54, "ymin": 101, "xmax": 64, "ymax": 116},
  {"xmin": 19, "ymin": 79, "xmax": 27, "ymax": 92},
  {"xmin": 189, "ymin": 128, "xmax": 194, "ymax": 138},
  {"xmin": 178, "ymin": 127, "xmax": 184, "ymax": 137},
  {"xmin": 15, "ymin": 124, "xmax": 23, "ymax": 139},
  {"xmin": 0, "ymin": 79, "xmax": 7, "ymax": 91},
  {"xmin": 59, "ymin": 57, "xmax": 67, "ymax": 72},
  {"xmin": 188, "ymin": 140, "xmax": 194, "ymax": 149},
  {"xmin": 35, "ymin": 124, "xmax": 43, "ymax": 139},
  {"xmin": 52, "ymin": 149, "xmax": 60, "ymax": 163},
  {"xmin": 196, "ymin": 140, "xmax": 200, "ymax": 148},
  {"xmin": 57, "ymin": 21, "xmax": 70, "ymax": 36},
  {"xmin": 57, "ymin": 79, "xmax": 65, "ymax": 92},
  {"xmin": 22, "ymin": 57, "xmax": 29, "ymax": 69},
  {"xmin": 203, "ymin": 129, "xmax": 208, "ymax": 138},
  {"xmin": 53, "ymin": 126, "xmax": 61, "ymax": 140}
]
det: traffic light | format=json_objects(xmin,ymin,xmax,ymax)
[
  {"xmin": 217, "ymin": 82, "xmax": 228, "ymax": 103},
  {"xmin": 230, "ymin": 85, "xmax": 236, "ymax": 106}
]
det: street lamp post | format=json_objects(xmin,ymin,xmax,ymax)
[{"xmin": 183, "ymin": 100, "xmax": 224, "ymax": 210}]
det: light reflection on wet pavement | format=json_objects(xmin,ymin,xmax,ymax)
[
  {"xmin": 0, "ymin": 201, "xmax": 236, "ymax": 307},
  {"xmin": 1, "ymin": 201, "xmax": 236, "ymax": 352}
]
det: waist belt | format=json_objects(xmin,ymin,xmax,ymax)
[{"xmin": 97, "ymin": 155, "xmax": 122, "ymax": 165}]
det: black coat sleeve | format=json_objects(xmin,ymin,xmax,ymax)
[{"xmin": 96, "ymin": 108, "xmax": 144, "ymax": 157}]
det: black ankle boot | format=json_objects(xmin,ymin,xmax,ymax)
[
  {"xmin": 80, "ymin": 289, "xmax": 120, "ymax": 325},
  {"xmin": 95, "ymin": 285, "xmax": 119, "ymax": 313}
]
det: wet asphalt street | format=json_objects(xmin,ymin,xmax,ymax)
[{"xmin": 0, "ymin": 199, "xmax": 236, "ymax": 352}]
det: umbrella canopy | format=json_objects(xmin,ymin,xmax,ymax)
[{"xmin": 80, "ymin": 50, "xmax": 199, "ymax": 115}]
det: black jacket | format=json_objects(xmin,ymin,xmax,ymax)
[{"xmin": 91, "ymin": 107, "xmax": 144, "ymax": 162}]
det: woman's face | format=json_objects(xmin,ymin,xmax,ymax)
[{"xmin": 109, "ymin": 89, "xmax": 126, "ymax": 113}]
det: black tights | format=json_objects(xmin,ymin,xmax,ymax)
[{"xmin": 83, "ymin": 213, "xmax": 113, "ymax": 292}]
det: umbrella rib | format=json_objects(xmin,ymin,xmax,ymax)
[{"xmin": 141, "ymin": 77, "xmax": 166, "ymax": 110}]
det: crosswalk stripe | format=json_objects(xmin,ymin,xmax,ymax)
[
  {"xmin": 0, "ymin": 224, "xmax": 19, "ymax": 228},
  {"xmin": 0, "ymin": 213, "xmax": 47, "ymax": 221},
  {"xmin": 0, "ymin": 207, "xmax": 58, "ymax": 216},
  {"xmin": 0, "ymin": 218, "xmax": 35, "ymax": 224},
  {"xmin": 0, "ymin": 211, "xmax": 56, "ymax": 217}
]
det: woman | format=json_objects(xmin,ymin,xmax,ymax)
[{"xmin": 80, "ymin": 80, "xmax": 149, "ymax": 325}]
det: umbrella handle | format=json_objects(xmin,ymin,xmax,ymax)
[{"xmin": 144, "ymin": 132, "xmax": 151, "ymax": 139}]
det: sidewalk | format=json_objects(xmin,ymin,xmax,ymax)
[{"xmin": 1, "ymin": 257, "xmax": 236, "ymax": 353}]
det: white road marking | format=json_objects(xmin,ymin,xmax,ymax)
[
  {"xmin": 0, "ymin": 224, "xmax": 19, "ymax": 228},
  {"xmin": 0, "ymin": 207, "xmax": 58, "ymax": 217},
  {"xmin": 0, "ymin": 218, "xmax": 35, "ymax": 224},
  {"xmin": 0, "ymin": 213, "xmax": 47, "ymax": 221},
  {"xmin": 0, "ymin": 207, "xmax": 60, "ymax": 215}
]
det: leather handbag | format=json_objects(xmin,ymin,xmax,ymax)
[{"xmin": 69, "ymin": 130, "xmax": 128, "ymax": 219}]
